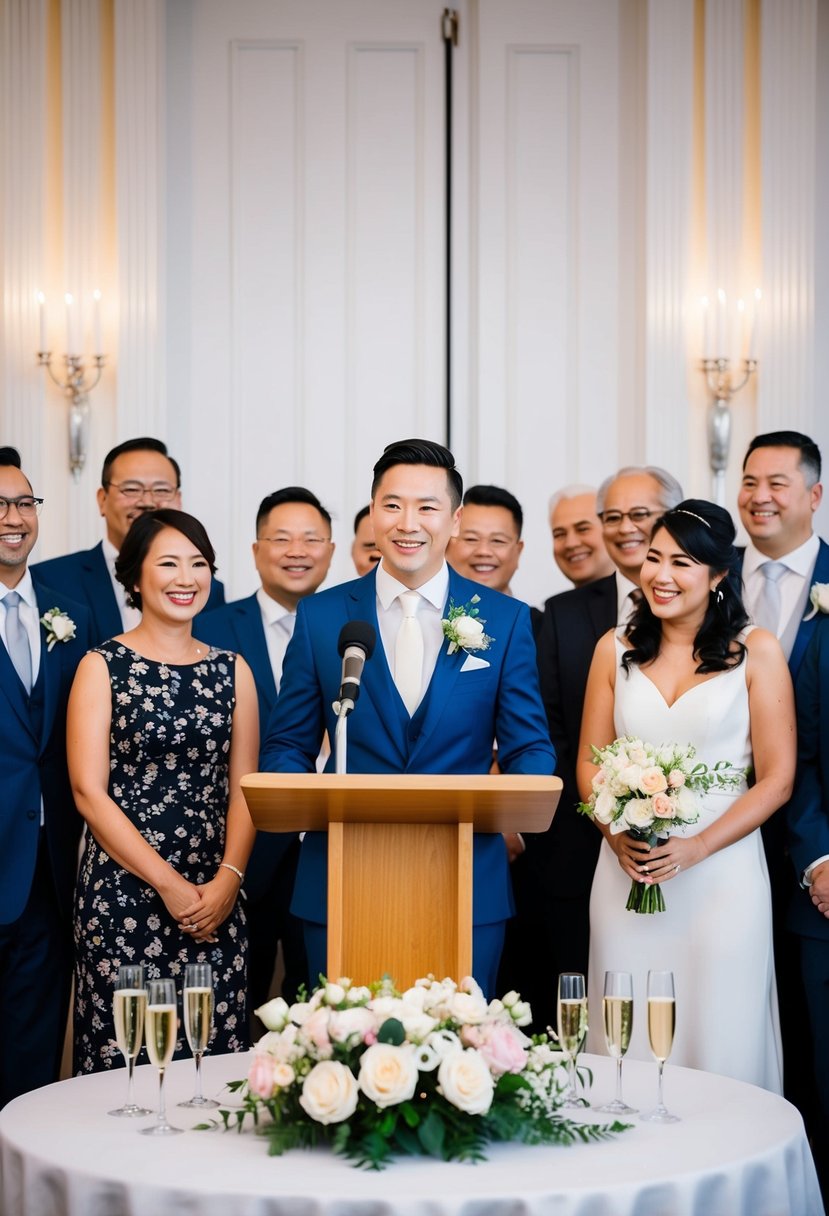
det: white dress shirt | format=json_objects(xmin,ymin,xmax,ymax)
[
  {"xmin": 256, "ymin": 588, "xmax": 296, "ymax": 692},
  {"xmin": 375, "ymin": 561, "xmax": 449, "ymax": 710},
  {"xmin": 741, "ymin": 534, "xmax": 819, "ymax": 644},
  {"xmin": 103, "ymin": 536, "xmax": 142, "ymax": 631},
  {"xmin": 0, "ymin": 569, "xmax": 42, "ymax": 684}
]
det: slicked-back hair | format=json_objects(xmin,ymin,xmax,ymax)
[
  {"xmin": 462, "ymin": 484, "xmax": 523, "ymax": 536},
  {"xmin": 743, "ymin": 431, "xmax": 822, "ymax": 486},
  {"xmin": 596, "ymin": 466, "xmax": 684, "ymax": 515},
  {"xmin": 115, "ymin": 509, "xmax": 217, "ymax": 610},
  {"xmin": 101, "ymin": 437, "xmax": 181, "ymax": 490},
  {"xmin": 623, "ymin": 498, "xmax": 749, "ymax": 676},
  {"xmin": 255, "ymin": 487, "xmax": 332, "ymax": 534},
  {"xmin": 371, "ymin": 438, "xmax": 463, "ymax": 510}
]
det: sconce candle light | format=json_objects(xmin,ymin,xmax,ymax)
[
  {"xmin": 36, "ymin": 290, "xmax": 106, "ymax": 480},
  {"xmin": 701, "ymin": 288, "xmax": 760, "ymax": 507}
]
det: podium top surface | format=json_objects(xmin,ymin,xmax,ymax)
[{"xmin": 242, "ymin": 772, "xmax": 561, "ymax": 833}]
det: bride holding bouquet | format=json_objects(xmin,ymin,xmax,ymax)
[{"xmin": 577, "ymin": 500, "xmax": 795, "ymax": 1091}]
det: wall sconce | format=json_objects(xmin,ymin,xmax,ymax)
[
  {"xmin": 701, "ymin": 288, "xmax": 760, "ymax": 506},
  {"xmin": 36, "ymin": 290, "xmax": 106, "ymax": 480}
]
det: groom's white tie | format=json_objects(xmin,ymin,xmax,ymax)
[{"xmin": 395, "ymin": 590, "xmax": 424, "ymax": 715}]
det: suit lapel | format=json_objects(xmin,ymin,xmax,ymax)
[
  {"xmin": 789, "ymin": 537, "xmax": 829, "ymax": 680},
  {"xmin": 0, "ymin": 638, "xmax": 36, "ymax": 736},
  {"xmin": 587, "ymin": 574, "xmax": 618, "ymax": 639},
  {"xmin": 345, "ymin": 572, "xmax": 409, "ymax": 761},
  {"xmin": 237, "ymin": 596, "xmax": 277, "ymax": 702},
  {"xmin": 32, "ymin": 571, "xmax": 70, "ymax": 752},
  {"xmin": 406, "ymin": 570, "xmax": 471, "ymax": 756}
]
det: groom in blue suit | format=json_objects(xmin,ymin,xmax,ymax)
[
  {"xmin": 261, "ymin": 439, "xmax": 556, "ymax": 996},
  {"xmin": 0, "ymin": 448, "xmax": 91, "ymax": 1107}
]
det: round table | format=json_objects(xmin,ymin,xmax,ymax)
[{"xmin": 0, "ymin": 1052, "xmax": 822, "ymax": 1216}]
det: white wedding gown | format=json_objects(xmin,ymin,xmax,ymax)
[{"xmin": 586, "ymin": 633, "xmax": 783, "ymax": 1093}]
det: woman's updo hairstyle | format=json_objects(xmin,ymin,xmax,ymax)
[
  {"xmin": 116, "ymin": 508, "xmax": 217, "ymax": 611},
  {"xmin": 623, "ymin": 498, "xmax": 749, "ymax": 674}
]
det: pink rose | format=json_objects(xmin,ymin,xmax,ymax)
[
  {"xmin": 667, "ymin": 769, "xmax": 686, "ymax": 788},
  {"xmin": 651, "ymin": 791, "xmax": 675, "ymax": 819},
  {"xmin": 477, "ymin": 1024, "xmax": 528, "ymax": 1077},
  {"xmin": 460, "ymin": 1024, "xmax": 484, "ymax": 1048},
  {"xmin": 248, "ymin": 1054, "xmax": 277, "ymax": 1099},
  {"xmin": 302, "ymin": 1007, "xmax": 332, "ymax": 1053},
  {"xmin": 639, "ymin": 766, "xmax": 668, "ymax": 795}
]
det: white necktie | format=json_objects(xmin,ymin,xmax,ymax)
[
  {"xmin": 395, "ymin": 591, "xmax": 424, "ymax": 715},
  {"xmin": 756, "ymin": 561, "xmax": 787, "ymax": 635},
  {"xmin": 4, "ymin": 590, "xmax": 32, "ymax": 692},
  {"xmin": 278, "ymin": 613, "xmax": 296, "ymax": 639}
]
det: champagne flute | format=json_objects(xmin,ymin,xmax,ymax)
[
  {"xmin": 557, "ymin": 972, "xmax": 589, "ymax": 1108},
  {"xmin": 108, "ymin": 964, "xmax": 152, "ymax": 1117},
  {"xmin": 641, "ymin": 969, "xmax": 680, "ymax": 1123},
  {"xmin": 178, "ymin": 963, "xmax": 219, "ymax": 1108},
  {"xmin": 140, "ymin": 978, "xmax": 183, "ymax": 1136},
  {"xmin": 596, "ymin": 970, "xmax": 637, "ymax": 1114}
]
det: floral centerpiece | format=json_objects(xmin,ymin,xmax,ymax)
[
  {"xmin": 208, "ymin": 975, "xmax": 627, "ymax": 1169},
  {"xmin": 578, "ymin": 736, "xmax": 746, "ymax": 913}
]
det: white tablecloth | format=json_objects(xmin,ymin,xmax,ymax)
[{"xmin": 0, "ymin": 1052, "xmax": 822, "ymax": 1216}]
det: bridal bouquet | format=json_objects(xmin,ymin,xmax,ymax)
[
  {"xmin": 578, "ymin": 736, "xmax": 746, "ymax": 913},
  {"xmin": 209, "ymin": 975, "xmax": 627, "ymax": 1169}
]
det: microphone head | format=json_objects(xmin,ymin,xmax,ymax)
[{"xmin": 337, "ymin": 620, "xmax": 376, "ymax": 660}]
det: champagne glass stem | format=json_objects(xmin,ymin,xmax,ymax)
[
  {"xmin": 193, "ymin": 1051, "xmax": 204, "ymax": 1102},
  {"xmin": 615, "ymin": 1056, "xmax": 623, "ymax": 1105},
  {"xmin": 657, "ymin": 1059, "xmax": 665, "ymax": 1110},
  {"xmin": 157, "ymin": 1068, "xmax": 167, "ymax": 1130},
  {"xmin": 568, "ymin": 1054, "xmax": 577, "ymax": 1098},
  {"xmin": 126, "ymin": 1055, "xmax": 136, "ymax": 1107}
]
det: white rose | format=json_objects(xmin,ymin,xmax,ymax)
[
  {"xmin": 323, "ymin": 982, "xmax": 346, "ymax": 1006},
  {"xmin": 810, "ymin": 582, "xmax": 829, "ymax": 614},
  {"xmin": 397, "ymin": 1006, "xmax": 438, "ymax": 1041},
  {"xmin": 592, "ymin": 786, "xmax": 617, "ymax": 825},
  {"xmin": 289, "ymin": 1000, "xmax": 312, "ymax": 1024},
  {"xmin": 453, "ymin": 616, "xmax": 485, "ymax": 648},
  {"xmin": 50, "ymin": 613, "xmax": 75, "ymax": 641},
  {"xmin": 328, "ymin": 1007, "xmax": 376, "ymax": 1044},
  {"xmin": 298, "ymin": 1060, "xmax": 359, "ymax": 1124},
  {"xmin": 629, "ymin": 747, "xmax": 649, "ymax": 767},
  {"xmin": 426, "ymin": 1029, "xmax": 463, "ymax": 1059},
  {"xmin": 624, "ymin": 798, "xmax": 655, "ymax": 830},
  {"xmin": 438, "ymin": 1049, "xmax": 495, "ymax": 1115},
  {"xmin": 447, "ymin": 990, "xmax": 488, "ymax": 1024},
  {"xmin": 509, "ymin": 1000, "xmax": 532, "ymax": 1027},
  {"xmin": 254, "ymin": 996, "xmax": 291, "ymax": 1032},
  {"xmin": 273, "ymin": 1063, "xmax": 296, "ymax": 1088},
  {"xmin": 675, "ymin": 784, "xmax": 699, "ymax": 821},
  {"xmin": 357, "ymin": 1043, "xmax": 419, "ymax": 1108},
  {"xmin": 347, "ymin": 986, "xmax": 372, "ymax": 1006},
  {"xmin": 619, "ymin": 763, "xmax": 643, "ymax": 792}
]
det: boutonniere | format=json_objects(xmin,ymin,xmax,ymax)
[
  {"xmin": 40, "ymin": 606, "xmax": 77, "ymax": 650},
  {"xmin": 441, "ymin": 594, "xmax": 494, "ymax": 656},
  {"xmin": 804, "ymin": 583, "xmax": 829, "ymax": 622}
]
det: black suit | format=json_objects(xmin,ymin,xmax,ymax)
[{"xmin": 498, "ymin": 573, "xmax": 617, "ymax": 1031}]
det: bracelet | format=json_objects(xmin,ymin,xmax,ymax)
[{"xmin": 219, "ymin": 862, "xmax": 244, "ymax": 883}]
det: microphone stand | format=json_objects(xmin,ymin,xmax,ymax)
[{"xmin": 333, "ymin": 701, "xmax": 352, "ymax": 774}]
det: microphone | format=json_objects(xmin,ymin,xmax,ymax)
[{"xmin": 335, "ymin": 621, "xmax": 376, "ymax": 714}]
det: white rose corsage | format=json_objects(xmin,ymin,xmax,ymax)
[
  {"xmin": 804, "ymin": 582, "xmax": 829, "ymax": 621},
  {"xmin": 441, "ymin": 595, "xmax": 494, "ymax": 656},
  {"xmin": 40, "ymin": 606, "xmax": 77, "ymax": 650}
]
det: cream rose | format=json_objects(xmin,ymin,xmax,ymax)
[
  {"xmin": 651, "ymin": 791, "xmax": 675, "ymax": 819},
  {"xmin": 453, "ymin": 616, "xmax": 485, "ymax": 649},
  {"xmin": 438, "ymin": 1049, "xmax": 495, "ymax": 1115},
  {"xmin": 328, "ymin": 1007, "xmax": 376, "ymax": 1044},
  {"xmin": 624, "ymin": 798, "xmax": 655, "ymax": 830},
  {"xmin": 298, "ymin": 1060, "xmax": 359, "ymax": 1124},
  {"xmin": 357, "ymin": 1043, "xmax": 418, "ymax": 1108},
  {"xmin": 667, "ymin": 769, "xmax": 686, "ymax": 788},
  {"xmin": 447, "ymin": 990, "xmax": 488, "ymax": 1024},
  {"xmin": 255, "ymin": 996, "xmax": 290, "ymax": 1032},
  {"xmin": 592, "ymin": 786, "xmax": 617, "ymax": 825},
  {"xmin": 619, "ymin": 763, "xmax": 643, "ymax": 792},
  {"xmin": 49, "ymin": 613, "xmax": 76, "ymax": 641},
  {"xmin": 272, "ymin": 1063, "xmax": 296, "ymax": 1088},
  {"xmin": 675, "ymin": 784, "xmax": 699, "ymax": 819},
  {"xmin": 809, "ymin": 582, "xmax": 829, "ymax": 615},
  {"xmin": 638, "ymin": 766, "xmax": 668, "ymax": 795}
]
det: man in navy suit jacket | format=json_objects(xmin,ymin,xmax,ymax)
[
  {"xmin": 261, "ymin": 439, "xmax": 555, "ymax": 998},
  {"xmin": 33, "ymin": 436, "xmax": 223, "ymax": 644},
  {"xmin": 0, "ymin": 448, "xmax": 91, "ymax": 1107},
  {"xmin": 199, "ymin": 487, "xmax": 336, "ymax": 1011}
]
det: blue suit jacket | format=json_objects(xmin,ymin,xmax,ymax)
[
  {"xmin": 1, "ymin": 576, "xmax": 91, "ymax": 924},
  {"xmin": 788, "ymin": 613, "xmax": 829, "ymax": 940},
  {"xmin": 33, "ymin": 541, "xmax": 225, "ymax": 647},
  {"xmin": 260, "ymin": 567, "xmax": 556, "ymax": 926},
  {"xmin": 736, "ymin": 537, "xmax": 829, "ymax": 682},
  {"xmin": 197, "ymin": 594, "xmax": 276, "ymax": 730}
]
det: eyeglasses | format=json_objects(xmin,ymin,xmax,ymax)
[
  {"xmin": 598, "ymin": 508, "xmax": 654, "ymax": 528},
  {"xmin": 258, "ymin": 535, "xmax": 332, "ymax": 551},
  {"xmin": 0, "ymin": 496, "xmax": 43, "ymax": 519},
  {"xmin": 106, "ymin": 481, "xmax": 178, "ymax": 503}
]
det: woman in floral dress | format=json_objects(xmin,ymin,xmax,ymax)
[{"xmin": 68, "ymin": 509, "xmax": 258, "ymax": 1073}]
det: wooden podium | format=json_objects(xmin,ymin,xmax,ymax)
[{"xmin": 242, "ymin": 773, "xmax": 561, "ymax": 989}]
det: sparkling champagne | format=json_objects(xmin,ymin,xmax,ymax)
[
  {"xmin": 184, "ymin": 986, "xmax": 213, "ymax": 1055},
  {"xmin": 113, "ymin": 988, "xmax": 146, "ymax": 1060},
  {"xmin": 602, "ymin": 995, "xmax": 633, "ymax": 1058},
  {"xmin": 648, "ymin": 996, "xmax": 676, "ymax": 1061},
  {"xmin": 557, "ymin": 997, "xmax": 587, "ymax": 1057},
  {"xmin": 145, "ymin": 1004, "xmax": 177, "ymax": 1069}
]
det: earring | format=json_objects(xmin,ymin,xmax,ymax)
[{"xmin": 713, "ymin": 584, "xmax": 724, "ymax": 605}]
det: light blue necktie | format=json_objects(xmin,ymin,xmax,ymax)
[
  {"xmin": 756, "ymin": 561, "xmax": 787, "ymax": 636},
  {"xmin": 4, "ymin": 590, "xmax": 32, "ymax": 692}
]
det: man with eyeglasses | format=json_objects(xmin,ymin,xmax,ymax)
[
  {"xmin": 0, "ymin": 446, "xmax": 91, "ymax": 1107},
  {"xmin": 199, "ymin": 487, "xmax": 336, "ymax": 1023},
  {"xmin": 33, "ymin": 436, "xmax": 224, "ymax": 644},
  {"xmin": 514, "ymin": 466, "xmax": 682, "ymax": 1033}
]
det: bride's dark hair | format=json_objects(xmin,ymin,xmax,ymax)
[{"xmin": 622, "ymin": 498, "xmax": 749, "ymax": 675}]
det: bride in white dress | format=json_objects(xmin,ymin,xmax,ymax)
[{"xmin": 578, "ymin": 500, "xmax": 795, "ymax": 1092}]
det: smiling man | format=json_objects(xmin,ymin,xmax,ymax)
[
  {"xmin": 261, "ymin": 438, "xmax": 554, "ymax": 997},
  {"xmin": 548, "ymin": 484, "xmax": 614, "ymax": 588},
  {"xmin": 447, "ymin": 484, "xmax": 525, "ymax": 595},
  {"xmin": 199, "ymin": 487, "xmax": 335, "ymax": 1017}
]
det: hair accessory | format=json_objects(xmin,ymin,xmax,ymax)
[{"xmin": 672, "ymin": 508, "xmax": 711, "ymax": 528}]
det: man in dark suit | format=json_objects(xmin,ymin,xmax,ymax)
[
  {"xmin": 787, "ymin": 617, "xmax": 829, "ymax": 1200},
  {"xmin": 198, "ymin": 487, "xmax": 335, "ymax": 1012},
  {"xmin": 736, "ymin": 429, "xmax": 828, "ymax": 1127},
  {"xmin": 33, "ymin": 436, "xmax": 223, "ymax": 643},
  {"xmin": 261, "ymin": 439, "xmax": 555, "ymax": 996},
  {"xmin": 548, "ymin": 484, "xmax": 614, "ymax": 588},
  {"xmin": 0, "ymin": 447, "xmax": 91, "ymax": 1107},
  {"xmin": 517, "ymin": 465, "xmax": 682, "ymax": 1031}
]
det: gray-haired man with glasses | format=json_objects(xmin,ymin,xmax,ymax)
[
  {"xmin": 33, "ymin": 436, "xmax": 224, "ymax": 644},
  {"xmin": 0, "ymin": 446, "xmax": 91, "ymax": 1106}
]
